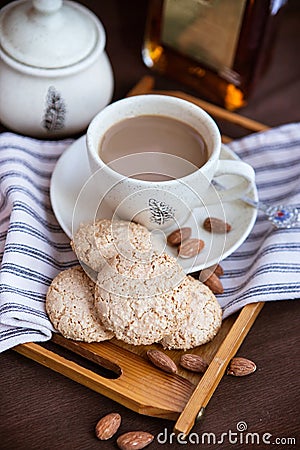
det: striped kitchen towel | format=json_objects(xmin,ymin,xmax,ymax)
[
  {"xmin": 0, "ymin": 134, "xmax": 77, "ymax": 352},
  {"xmin": 218, "ymin": 123, "xmax": 300, "ymax": 317},
  {"xmin": 0, "ymin": 124, "xmax": 300, "ymax": 352}
]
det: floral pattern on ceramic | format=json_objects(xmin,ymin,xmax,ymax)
[
  {"xmin": 43, "ymin": 86, "xmax": 66, "ymax": 132},
  {"xmin": 149, "ymin": 199, "xmax": 175, "ymax": 225}
]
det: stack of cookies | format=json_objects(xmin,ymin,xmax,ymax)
[{"xmin": 46, "ymin": 219, "xmax": 222, "ymax": 350}]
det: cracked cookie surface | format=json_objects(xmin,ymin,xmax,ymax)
[
  {"xmin": 94, "ymin": 252, "xmax": 189, "ymax": 345},
  {"xmin": 70, "ymin": 219, "xmax": 154, "ymax": 272},
  {"xmin": 46, "ymin": 266, "xmax": 113, "ymax": 342},
  {"xmin": 160, "ymin": 275, "xmax": 222, "ymax": 350}
]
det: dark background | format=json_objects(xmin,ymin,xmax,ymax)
[{"xmin": 0, "ymin": 1, "xmax": 300, "ymax": 449}]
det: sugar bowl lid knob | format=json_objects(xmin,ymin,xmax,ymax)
[
  {"xmin": 0, "ymin": 0, "xmax": 102, "ymax": 69},
  {"xmin": 32, "ymin": 0, "xmax": 63, "ymax": 14}
]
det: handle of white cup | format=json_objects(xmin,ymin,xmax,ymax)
[{"xmin": 205, "ymin": 159, "xmax": 256, "ymax": 205}]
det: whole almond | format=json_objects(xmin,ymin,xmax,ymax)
[
  {"xmin": 147, "ymin": 349, "xmax": 177, "ymax": 374},
  {"xmin": 203, "ymin": 217, "xmax": 232, "ymax": 233},
  {"xmin": 95, "ymin": 412, "xmax": 121, "ymax": 440},
  {"xmin": 117, "ymin": 431, "xmax": 154, "ymax": 450},
  {"xmin": 205, "ymin": 263, "xmax": 224, "ymax": 277},
  {"xmin": 227, "ymin": 357, "xmax": 257, "ymax": 376},
  {"xmin": 180, "ymin": 354, "xmax": 208, "ymax": 373},
  {"xmin": 199, "ymin": 267, "xmax": 216, "ymax": 282},
  {"xmin": 213, "ymin": 263, "xmax": 224, "ymax": 277},
  {"xmin": 200, "ymin": 271, "xmax": 224, "ymax": 294},
  {"xmin": 199, "ymin": 264, "xmax": 224, "ymax": 282},
  {"xmin": 178, "ymin": 238, "xmax": 205, "ymax": 258},
  {"xmin": 167, "ymin": 227, "xmax": 191, "ymax": 246}
]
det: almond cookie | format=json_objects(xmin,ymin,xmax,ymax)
[
  {"xmin": 46, "ymin": 266, "xmax": 113, "ymax": 342},
  {"xmin": 160, "ymin": 276, "xmax": 222, "ymax": 350},
  {"xmin": 71, "ymin": 219, "xmax": 154, "ymax": 272},
  {"xmin": 94, "ymin": 252, "xmax": 189, "ymax": 345}
]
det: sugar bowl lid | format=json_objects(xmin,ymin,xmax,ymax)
[{"xmin": 0, "ymin": 0, "xmax": 104, "ymax": 69}]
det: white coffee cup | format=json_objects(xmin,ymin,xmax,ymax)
[{"xmin": 86, "ymin": 94, "xmax": 255, "ymax": 230}]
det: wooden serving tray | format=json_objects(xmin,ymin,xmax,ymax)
[{"xmin": 14, "ymin": 77, "xmax": 267, "ymax": 436}]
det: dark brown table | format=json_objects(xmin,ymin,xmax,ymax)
[{"xmin": 1, "ymin": 1, "xmax": 299, "ymax": 449}]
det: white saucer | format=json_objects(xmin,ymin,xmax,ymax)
[{"xmin": 50, "ymin": 135, "xmax": 258, "ymax": 274}]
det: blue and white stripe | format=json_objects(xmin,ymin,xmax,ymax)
[
  {"xmin": 219, "ymin": 123, "xmax": 300, "ymax": 317},
  {"xmin": 0, "ymin": 123, "xmax": 299, "ymax": 352},
  {"xmin": 0, "ymin": 133, "xmax": 76, "ymax": 352}
]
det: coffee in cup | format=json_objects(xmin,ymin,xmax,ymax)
[
  {"xmin": 86, "ymin": 94, "xmax": 255, "ymax": 230},
  {"xmin": 99, "ymin": 114, "xmax": 208, "ymax": 181}
]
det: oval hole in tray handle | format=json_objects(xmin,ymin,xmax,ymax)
[
  {"xmin": 14, "ymin": 333, "xmax": 195, "ymax": 420},
  {"xmin": 47, "ymin": 334, "xmax": 122, "ymax": 379}
]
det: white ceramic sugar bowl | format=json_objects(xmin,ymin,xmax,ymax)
[{"xmin": 0, "ymin": 0, "xmax": 114, "ymax": 138}]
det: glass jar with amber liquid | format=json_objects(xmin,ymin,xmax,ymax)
[{"xmin": 142, "ymin": 0, "xmax": 287, "ymax": 110}]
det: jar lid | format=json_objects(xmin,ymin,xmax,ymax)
[{"xmin": 0, "ymin": 0, "xmax": 101, "ymax": 69}]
